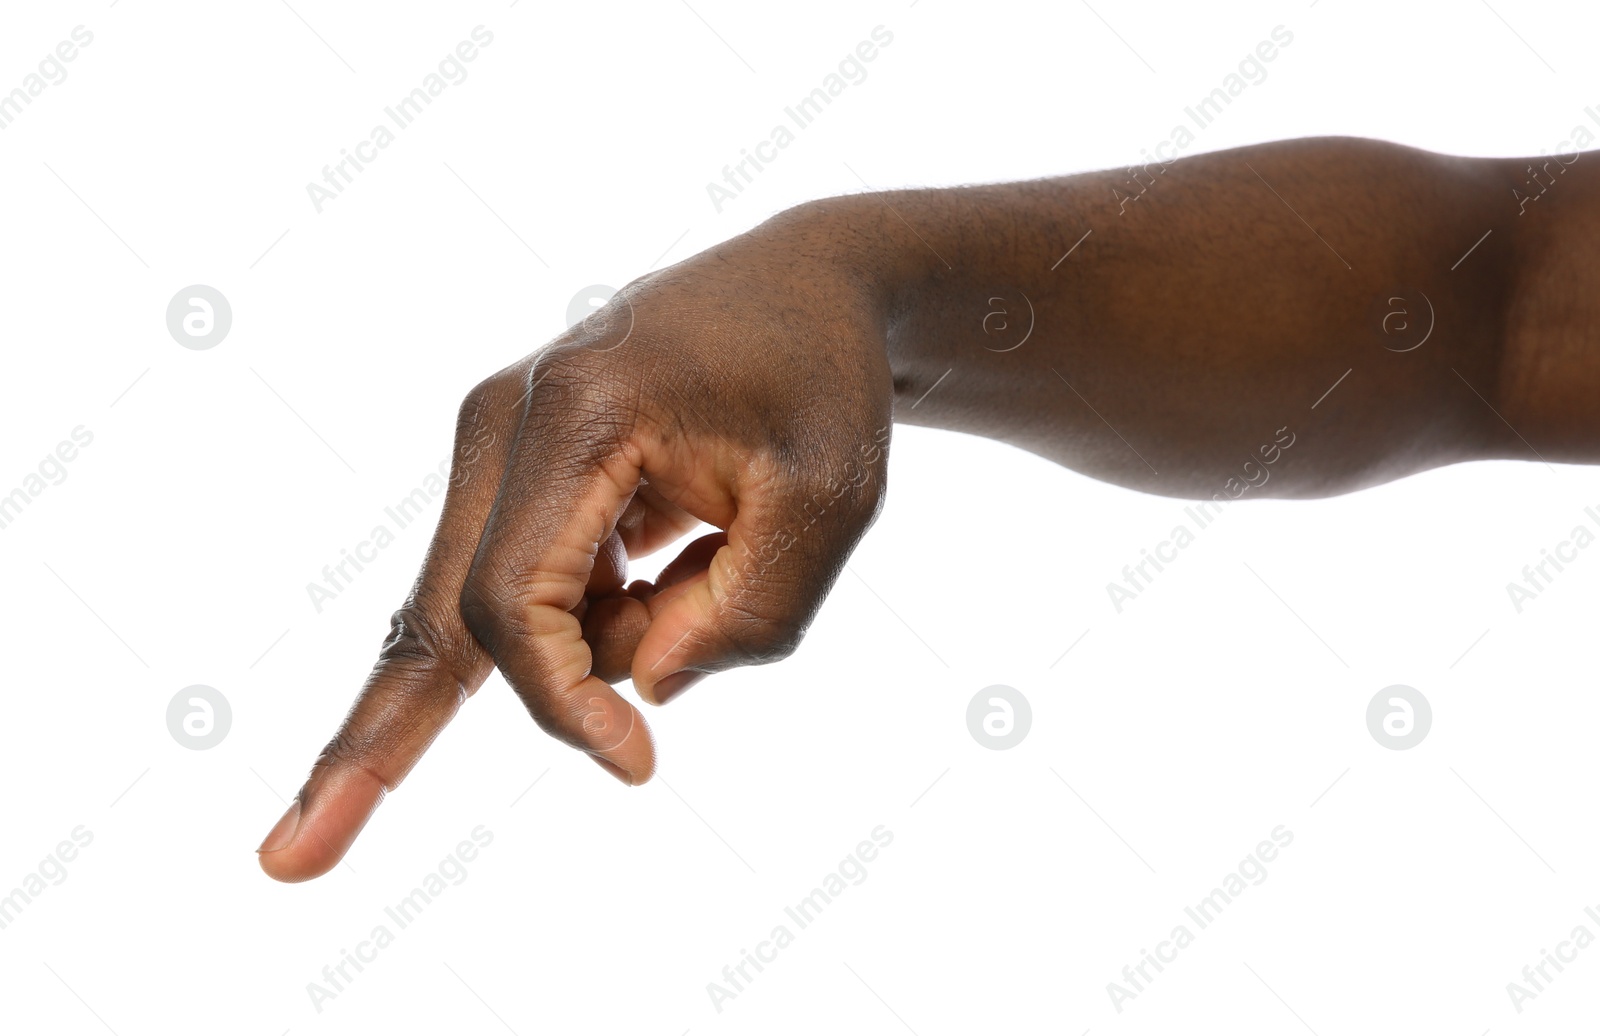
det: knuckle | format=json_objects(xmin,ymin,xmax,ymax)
[
  {"xmin": 451, "ymin": 378, "xmax": 512, "ymax": 487},
  {"xmin": 311, "ymin": 726, "xmax": 393, "ymax": 791},
  {"xmin": 457, "ymin": 377, "xmax": 498, "ymax": 426},
  {"xmin": 532, "ymin": 351, "xmax": 620, "ymax": 402},
  {"xmin": 456, "ymin": 371, "xmax": 517, "ymax": 435},
  {"xmin": 523, "ymin": 362, "xmax": 635, "ymax": 451},
  {"xmin": 719, "ymin": 598, "xmax": 807, "ymax": 665},
  {"xmin": 531, "ymin": 343, "xmax": 605, "ymax": 386},
  {"xmin": 856, "ymin": 467, "xmax": 889, "ymax": 528},
  {"xmin": 314, "ymin": 725, "xmax": 361, "ymax": 770},
  {"xmin": 378, "ymin": 602, "xmax": 473, "ymax": 676}
]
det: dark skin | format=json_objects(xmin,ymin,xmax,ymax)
[{"xmin": 258, "ymin": 135, "xmax": 1591, "ymax": 881}]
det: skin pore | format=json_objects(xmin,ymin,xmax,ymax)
[{"xmin": 259, "ymin": 136, "xmax": 1592, "ymax": 882}]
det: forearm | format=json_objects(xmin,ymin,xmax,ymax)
[
  {"xmin": 275, "ymin": 139, "xmax": 1597, "ymax": 882},
  {"xmin": 787, "ymin": 136, "xmax": 1582, "ymax": 499}
]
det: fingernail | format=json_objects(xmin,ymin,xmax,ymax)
[
  {"xmin": 653, "ymin": 670, "xmax": 707, "ymax": 705},
  {"xmin": 590, "ymin": 754, "xmax": 634, "ymax": 785},
  {"xmin": 257, "ymin": 799, "xmax": 301, "ymax": 854}
]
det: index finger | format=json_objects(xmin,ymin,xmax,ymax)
[{"xmin": 256, "ymin": 370, "xmax": 522, "ymax": 882}]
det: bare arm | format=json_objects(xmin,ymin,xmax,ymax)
[
  {"xmin": 803, "ymin": 135, "xmax": 1563, "ymax": 497},
  {"xmin": 260, "ymin": 135, "xmax": 1584, "ymax": 881}
]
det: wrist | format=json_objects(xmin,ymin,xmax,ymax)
[{"xmin": 768, "ymin": 191, "xmax": 954, "ymax": 402}]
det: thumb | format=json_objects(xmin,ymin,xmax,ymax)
[{"xmin": 632, "ymin": 457, "xmax": 886, "ymax": 704}]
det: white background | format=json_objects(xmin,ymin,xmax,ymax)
[{"xmin": 1, "ymin": 0, "xmax": 1597, "ymax": 1032}]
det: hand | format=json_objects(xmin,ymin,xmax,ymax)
[{"xmin": 258, "ymin": 205, "xmax": 895, "ymax": 882}]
